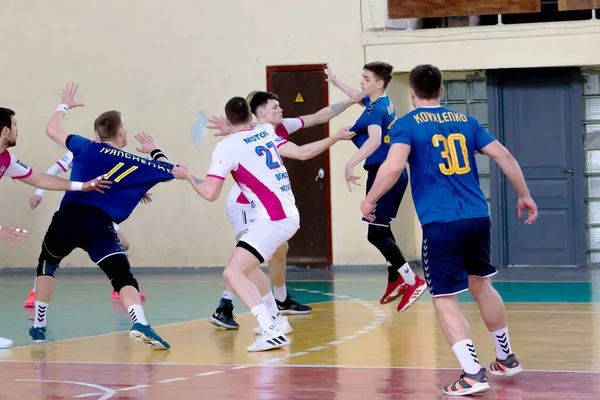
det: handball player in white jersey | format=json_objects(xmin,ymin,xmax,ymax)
[
  {"xmin": 173, "ymin": 96, "xmax": 354, "ymax": 351},
  {"xmin": 208, "ymin": 90, "xmax": 362, "ymax": 330}
]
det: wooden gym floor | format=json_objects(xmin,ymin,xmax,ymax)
[{"xmin": 0, "ymin": 267, "xmax": 599, "ymax": 399}]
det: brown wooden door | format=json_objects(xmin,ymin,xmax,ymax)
[{"xmin": 267, "ymin": 65, "xmax": 332, "ymax": 268}]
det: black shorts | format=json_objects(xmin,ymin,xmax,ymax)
[
  {"xmin": 41, "ymin": 203, "xmax": 124, "ymax": 265},
  {"xmin": 363, "ymin": 163, "xmax": 408, "ymax": 226},
  {"xmin": 421, "ymin": 216, "xmax": 497, "ymax": 297}
]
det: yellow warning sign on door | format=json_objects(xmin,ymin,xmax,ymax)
[{"xmin": 295, "ymin": 93, "xmax": 305, "ymax": 103}]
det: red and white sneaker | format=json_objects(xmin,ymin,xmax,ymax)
[
  {"xmin": 24, "ymin": 290, "xmax": 36, "ymax": 308},
  {"xmin": 396, "ymin": 275, "xmax": 427, "ymax": 312},
  {"xmin": 380, "ymin": 276, "xmax": 406, "ymax": 304},
  {"xmin": 112, "ymin": 291, "xmax": 146, "ymax": 301}
]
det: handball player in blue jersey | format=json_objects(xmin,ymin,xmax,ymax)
[
  {"xmin": 327, "ymin": 63, "xmax": 426, "ymax": 311},
  {"xmin": 361, "ymin": 64, "xmax": 538, "ymax": 396},
  {"xmin": 29, "ymin": 83, "xmax": 173, "ymax": 350}
]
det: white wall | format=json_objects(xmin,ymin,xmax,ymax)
[{"xmin": 0, "ymin": 0, "xmax": 371, "ymax": 267}]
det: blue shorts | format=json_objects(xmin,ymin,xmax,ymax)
[
  {"xmin": 41, "ymin": 203, "xmax": 125, "ymax": 265},
  {"xmin": 421, "ymin": 217, "xmax": 497, "ymax": 297},
  {"xmin": 363, "ymin": 163, "xmax": 408, "ymax": 226}
]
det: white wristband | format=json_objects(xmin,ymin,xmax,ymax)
[
  {"xmin": 35, "ymin": 188, "xmax": 45, "ymax": 196},
  {"xmin": 56, "ymin": 104, "xmax": 70, "ymax": 114},
  {"xmin": 70, "ymin": 181, "xmax": 84, "ymax": 191}
]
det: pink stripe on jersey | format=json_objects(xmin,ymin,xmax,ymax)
[
  {"xmin": 276, "ymin": 139, "xmax": 288, "ymax": 149},
  {"xmin": 0, "ymin": 150, "xmax": 9, "ymax": 179},
  {"xmin": 236, "ymin": 192, "xmax": 250, "ymax": 204},
  {"xmin": 12, "ymin": 168, "xmax": 33, "ymax": 180},
  {"xmin": 56, "ymin": 161, "xmax": 68, "ymax": 172},
  {"xmin": 207, "ymin": 174, "xmax": 225, "ymax": 180},
  {"xmin": 299, "ymin": 118, "xmax": 305, "ymax": 129},
  {"xmin": 275, "ymin": 124, "xmax": 290, "ymax": 140},
  {"xmin": 231, "ymin": 164, "xmax": 286, "ymax": 221}
]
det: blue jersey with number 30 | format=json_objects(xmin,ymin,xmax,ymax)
[
  {"xmin": 61, "ymin": 134, "xmax": 174, "ymax": 223},
  {"xmin": 389, "ymin": 106, "xmax": 496, "ymax": 226}
]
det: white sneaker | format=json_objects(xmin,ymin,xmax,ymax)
[
  {"xmin": 253, "ymin": 315, "xmax": 293, "ymax": 335},
  {"xmin": 247, "ymin": 328, "xmax": 290, "ymax": 352},
  {"xmin": 0, "ymin": 336, "xmax": 14, "ymax": 349}
]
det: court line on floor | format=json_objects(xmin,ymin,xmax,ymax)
[
  {"xmin": 14, "ymin": 379, "xmax": 116, "ymax": 399},
  {"xmin": 25, "ymin": 361, "xmax": 600, "ymax": 398},
  {"xmin": 12, "ymin": 289, "xmax": 387, "ymax": 396},
  {"xmin": 6, "ymin": 361, "xmax": 600, "ymax": 375}
]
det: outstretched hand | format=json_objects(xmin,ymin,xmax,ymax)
[
  {"xmin": 61, "ymin": 82, "xmax": 85, "ymax": 109},
  {"xmin": 135, "ymin": 132, "xmax": 159, "ymax": 154},
  {"xmin": 208, "ymin": 116, "xmax": 232, "ymax": 137},
  {"xmin": 0, "ymin": 226, "xmax": 30, "ymax": 247},
  {"xmin": 83, "ymin": 175, "xmax": 112, "ymax": 194}
]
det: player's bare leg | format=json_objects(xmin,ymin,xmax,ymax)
[
  {"xmin": 209, "ymin": 231, "xmax": 245, "ymax": 329},
  {"xmin": 267, "ymin": 242, "xmax": 312, "ymax": 315},
  {"xmin": 433, "ymin": 295, "xmax": 490, "ymax": 396},
  {"xmin": 468, "ymin": 276, "xmax": 522, "ymax": 378},
  {"xmin": 223, "ymin": 247, "xmax": 289, "ymax": 352},
  {"xmin": 248, "ymin": 267, "xmax": 293, "ymax": 335}
]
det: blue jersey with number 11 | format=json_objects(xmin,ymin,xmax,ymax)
[
  {"xmin": 389, "ymin": 106, "xmax": 496, "ymax": 226},
  {"xmin": 61, "ymin": 134, "xmax": 174, "ymax": 223}
]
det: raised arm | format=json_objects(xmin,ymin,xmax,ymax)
[
  {"xmin": 299, "ymin": 93, "xmax": 364, "ymax": 128},
  {"xmin": 134, "ymin": 132, "xmax": 170, "ymax": 162},
  {"xmin": 325, "ymin": 64, "xmax": 364, "ymax": 106},
  {"xmin": 277, "ymin": 127, "xmax": 355, "ymax": 161},
  {"xmin": 45, "ymin": 83, "xmax": 85, "ymax": 148}
]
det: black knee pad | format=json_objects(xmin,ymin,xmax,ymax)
[
  {"xmin": 36, "ymin": 244, "xmax": 61, "ymax": 278},
  {"xmin": 367, "ymin": 224, "xmax": 393, "ymax": 247},
  {"xmin": 97, "ymin": 253, "xmax": 139, "ymax": 293}
]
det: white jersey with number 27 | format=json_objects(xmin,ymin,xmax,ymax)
[{"xmin": 207, "ymin": 123, "xmax": 298, "ymax": 221}]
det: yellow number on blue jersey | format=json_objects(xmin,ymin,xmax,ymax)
[{"xmin": 432, "ymin": 133, "xmax": 471, "ymax": 175}]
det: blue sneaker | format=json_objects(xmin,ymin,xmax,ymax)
[
  {"xmin": 129, "ymin": 323, "xmax": 170, "ymax": 350},
  {"xmin": 29, "ymin": 326, "xmax": 46, "ymax": 343}
]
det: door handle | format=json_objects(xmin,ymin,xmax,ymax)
[
  {"xmin": 315, "ymin": 168, "xmax": 325, "ymax": 181},
  {"xmin": 563, "ymin": 169, "xmax": 574, "ymax": 175}
]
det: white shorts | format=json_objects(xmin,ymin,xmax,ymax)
[
  {"xmin": 238, "ymin": 216, "xmax": 300, "ymax": 262},
  {"xmin": 226, "ymin": 203, "xmax": 255, "ymax": 238}
]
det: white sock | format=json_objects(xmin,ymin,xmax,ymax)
[
  {"xmin": 33, "ymin": 301, "xmax": 49, "ymax": 328},
  {"xmin": 262, "ymin": 293, "xmax": 280, "ymax": 320},
  {"xmin": 398, "ymin": 262, "xmax": 416, "ymax": 286},
  {"xmin": 452, "ymin": 339, "xmax": 482, "ymax": 375},
  {"xmin": 128, "ymin": 305, "xmax": 148, "ymax": 326},
  {"xmin": 32, "ymin": 277, "xmax": 36, "ymax": 292},
  {"xmin": 222, "ymin": 291, "xmax": 235, "ymax": 301},
  {"xmin": 251, "ymin": 304, "xmax": 275, "ymax": 332},
  {"xmin": 491, "ymin": 327, "xmax": 512, "ymax": 361},
  {"xmin": 273, "ymin": 285, "xmax": 287, "ymax": 302}
]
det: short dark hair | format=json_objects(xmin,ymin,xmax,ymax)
[
  {"xmin": 247, "ymin": 91, "xmax": 279, "ymax": 116},
  {"xmin": 0, "ymin": 107, "xmax": 15, "ymax": 133},
  {"xmin": 409, "ymin": 64, "xmax": 443, "ymax": 100},
  {"xmin": 225, "ymin": 97, "xmax": 252, "ymax": 125},
  {"xmin": 94, "ymin": 110, "xmax": 122, "ymax": 140},
  {"xmin": 364, "ymin": 61, "xmax": 394, "ymax": 89}
]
